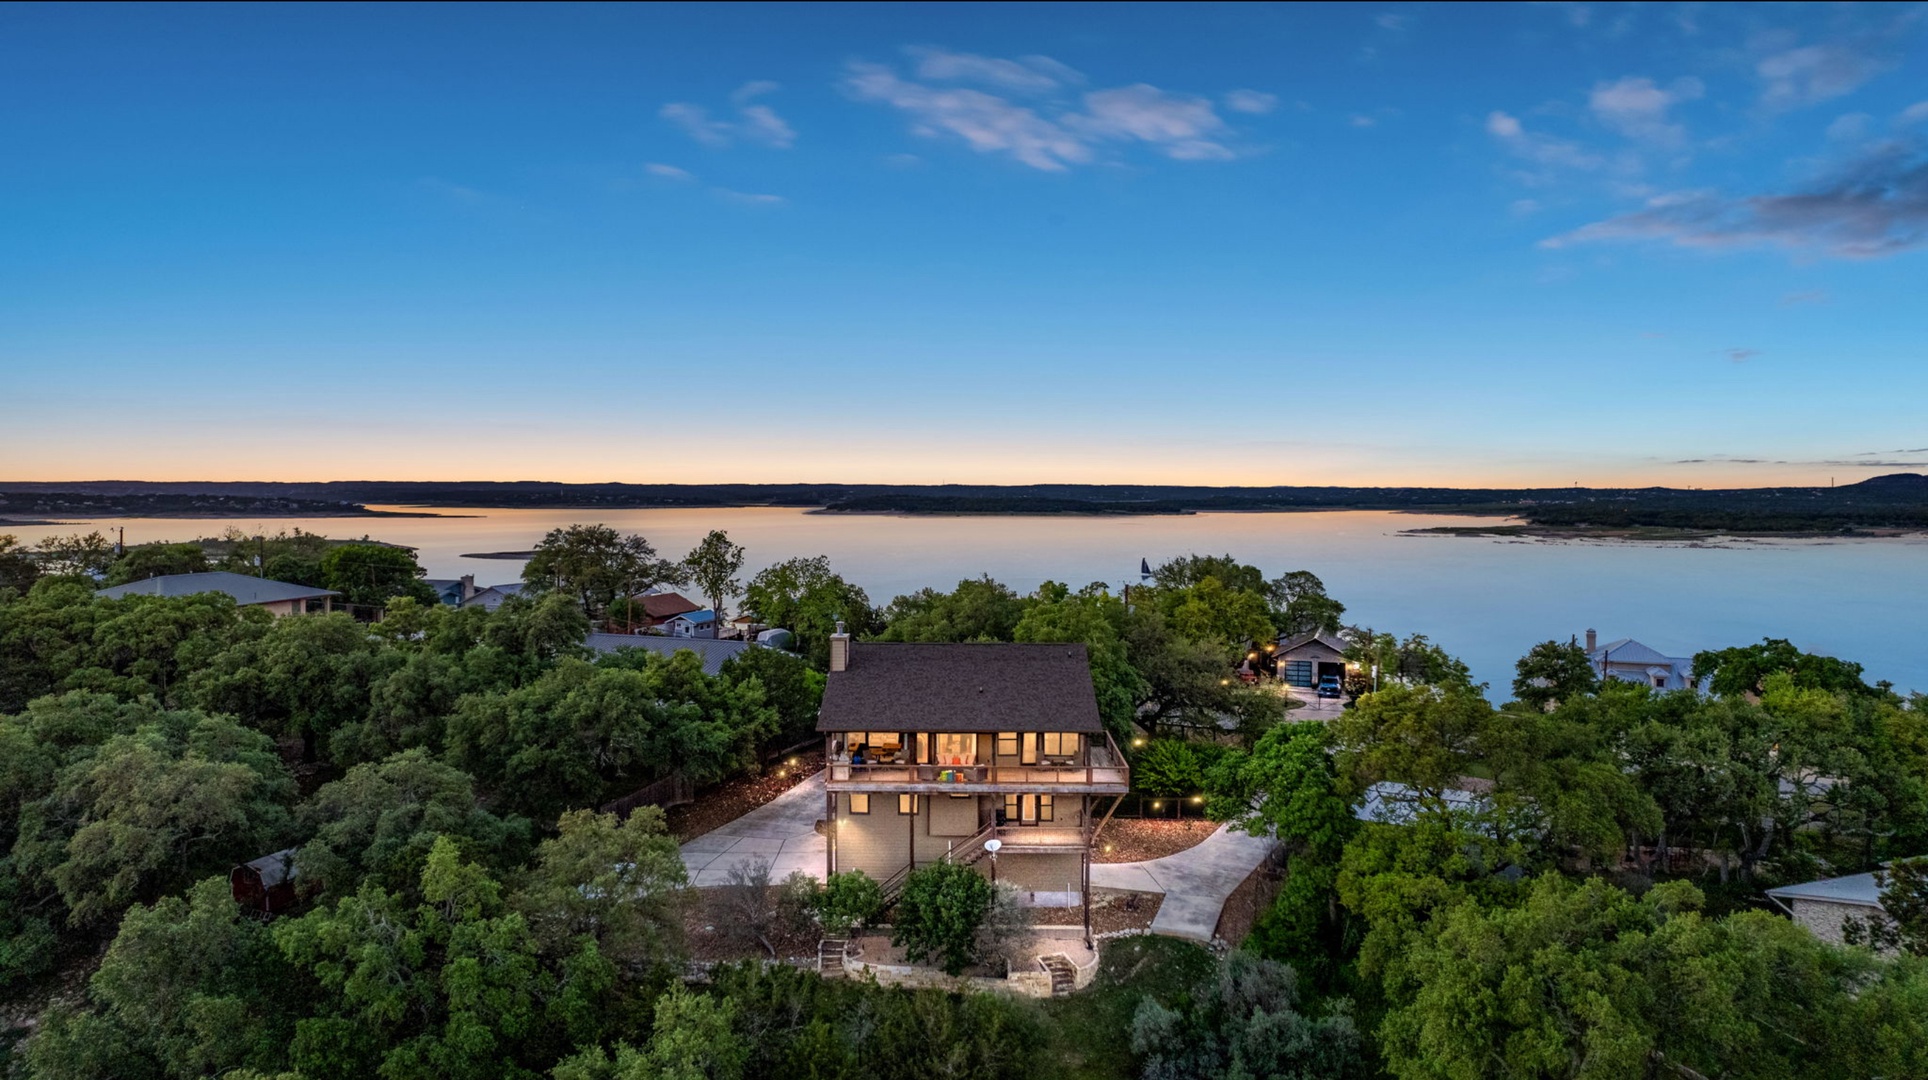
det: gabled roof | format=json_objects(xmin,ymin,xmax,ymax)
[
  {"xmin": 816, "ymin": 642, "xmax": 1103, "ymax": 734},
  {"xmin": 640, "ymin": 592, "xmax": 703, "ymax": 619},
  {"xmin": 97, "ymin": 571, "xmax": 337, "ymax": 606},
  {"xmin": 1588, "ymin": 638, "xmax": 1686, "ymax": 666},
  {"xmin": 666, "ymin": 609, "xmax": 716, "ymax": 625},
  {"xmin": 1766, "ymin": 871, "xmax": 1884, "ymax": 909},
  {"xmin": 584, "ymin": 633, "xmax": 749, "ymax": 675},
  {"xmin": 241, "ymin": 847, "xmax": 300, "ymax": 888},
  {"xmin": 1277, "ymin": 630, "xmax": 1349, "ymax": 655}
]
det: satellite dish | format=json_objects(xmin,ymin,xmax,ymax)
[{"xmin": 983, "ymin": 839, "xmax": 1003, "ymax": 853}]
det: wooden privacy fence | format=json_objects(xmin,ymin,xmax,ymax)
[{"xmin": 602, "ymin": 771, "xmax": 695, "ymax": 819}]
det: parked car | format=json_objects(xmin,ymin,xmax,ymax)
[{"xmin": 1317, "ymin": 674, "xmax": 1343, "ymax": 698}]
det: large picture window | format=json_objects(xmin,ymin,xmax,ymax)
[
  {"xmin": 1040, "ymin": 732, "xmax": 1080, "ymax": 758},
  {"xmin": 935, "ymin": 732, "xmax": 975, "ymax": 766},
  {"xmin": 996, "ymin": 732, "xmax": 1019, "ymax": 758}
]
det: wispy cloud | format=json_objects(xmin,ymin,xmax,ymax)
[
  {"xmin": 661, "ymin": 82, "xmax": 796, "ymax": 149},
  {"xmin": 1589, "ymin": 76, "xmax": 1702, "ymax": 146},
  {"xmin": 1223, "ymin": 89, "xmax": 1278, "ymax": 115},
  {"xmin": 417, "ymin": 177, "xmax": 495, "ymax": 206},
  {"xmin": 844, "ymin": 49, "xmax": 1249, "ymax": 171},
  {"xmin": 714, "ymin": 188, "xmax": 786, "ymax": 206},
  {"xmin": 1486, "ymin": 110, "xmax": 1606, "ymax": 175},
  {"xmin": 1780, "ymin": 288, "xmax": 1830, "ymax": 306},
  {"xmin": 1757, "ymin": 43, "xmax": 1889, "ymax": 112},
  {"xmin": 1723, "ymin": 347, "xmax": 1760, "ymax": 363},
  {"xmin": 1542, "ymin": 136, "xmax": 1928, "ymax": 258},
  {"xmin": 906, "ymin": 47, "xmax": 1076, "ymax": 94},
  {"xmin": 645, "ymin": 163, "xmax": 695, "ymax": 181},
  {"xmin": 1375, "ymin": 13, "xmax": 1408, "ymax": 32}
]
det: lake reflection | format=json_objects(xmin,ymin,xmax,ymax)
[{"xmin": 10, "ymin": 507, "xmax": 1926, "ymax": 696}]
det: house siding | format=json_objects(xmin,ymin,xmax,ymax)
[
  {"xmin": 1789, "ymin": 898, "xmax": 1887, "ymax": 947},
  {"xmin": 996, "ymin": 852, "xmax": 1083, "ymax": 894},
  {"xmin": 834, "ymin": 793, "xmax": 994, "ymax": 880}
]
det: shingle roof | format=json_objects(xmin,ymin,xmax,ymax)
[
  {"xmin": 1277, "ymin": 630, "xmax": 1349, "ymax": 655},
  {"xmin": 641, "ymin": 592, "xmax": 703, "ymax": 619},
  {"xmin": 242, "ymin": 847, "xmax": 300, "ymax": 888},
  {"xmin": 96, "ymin": 571, "xmax": 337, "ymax": 606},
  {"xmin": 1766, "ymin": 871, "xmax": 1885, "ymax": 909},
  {"xmin": 816, "ymin": 642, "xmax": 1103, "ymax": 734},
  {"xmin": 584, "ymin": 633, "xmax": 750, "ymax": 675}
]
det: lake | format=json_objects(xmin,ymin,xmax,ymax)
[{"xmin": 9, "ymin": 507, "xmax": 1926, "ymax": 696}]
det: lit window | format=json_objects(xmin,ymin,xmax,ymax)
[
  {"xmin": 849, "ymin": 794, "xmax": 870, "ymax": 814},
  {"xmin": 1038, "ymin": 795, "xmax": 1054, "ymax": 822},
  {"xmin": 996, "ymin": 732, "xmax": 1019, "ymax": 758},
  {"xmin": 936, "ymin": 732, "xmax": 975, "ymax": 766},
  {"xmin": 1040, "ymin": 733, "xmax": 1080, "ymax": 758},
  {"xmin": 898, "ymin": 793, "xmax": 919, "ymax": 815}
]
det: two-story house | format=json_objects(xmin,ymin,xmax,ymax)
[{"xmin": 817, "ymin": 628, "xmax": 1129, "ymax": 940}]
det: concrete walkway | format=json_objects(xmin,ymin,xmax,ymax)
[
  {"xmin": 679, "ymin": 772, "xmax": 827, "ymax": 887},
  {"xmin": 678, "ymin": 773, "xmax": 1275, "ymax": 943},
  {"xmin": 1089, "ymin": 823, "xmax": 1278, "ymax": 943}
]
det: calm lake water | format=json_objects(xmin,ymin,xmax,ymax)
[{"xmin": 11, "ymin": 507, "xmax": 1927, "ymax": 697}]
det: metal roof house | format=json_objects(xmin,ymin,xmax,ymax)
[
  {"xmin": 1766, "ymin": 871, "xmax": 1889, "ymax": 948},
  {"xmin": 1584, "ymin": 629, "xmax": 1699, "ymax": 691},
  {"xmin": 96, "ymin": 571, "xmax": 338, "ymax": 616},
  {"xmin": 663, "ymin": 609, "xmax": 718, "ymax": 639},
  {"xmin": 583, "ymin": 633, "xmax": 750, "ymax": 675}
]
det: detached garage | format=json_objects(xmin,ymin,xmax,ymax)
[{"xmin": 1276, "ymin": 631, "xmax": 1349, "ymax": 688}]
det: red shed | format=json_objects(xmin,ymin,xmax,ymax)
[{"xmin": 231, "ymin": 848, "xmax": 300, "ymax": 915}]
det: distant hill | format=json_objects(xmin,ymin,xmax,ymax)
[{"xmin": 2, "ymin": 478, "xmax": 1925, "ymax": 533}]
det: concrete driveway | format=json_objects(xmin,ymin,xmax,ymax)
[
  {"xmin": 1089, "ymin": 822, "xmax": 1277, "ymax": 943},
  {"xmin": 1284, "ymin": 685, "xmax": 1347, "ymax": 719},
  {"xmin": 679, "ymin": 772, "xmax": 827, "ymax": 887}
]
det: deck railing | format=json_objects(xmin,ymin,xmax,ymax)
[{"xmin": 827, "ymin": 730, "xmax": 1129, "ymax": 788}]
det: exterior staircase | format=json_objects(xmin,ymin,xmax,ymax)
[
  {"xmin": 1039, "ymin": 953, "xmax": 1077, "ymax": 997},
  {"xmin": 819, "ymin": 938, "xmax": 848, "ymax": 978}
]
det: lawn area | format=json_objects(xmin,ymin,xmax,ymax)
[{"xmin": 1039, "ymin": 934, "xmax": 1218, "ymax": 1080}]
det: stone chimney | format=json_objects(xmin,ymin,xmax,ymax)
[
  {"xmin": 460, "ymin": 574, "xmax": 476, "ymax": 602},
  {"xmin": 829, "ymin": 620, "xmax": 851, "ymax": 673},
  {"xmin": 1585, "ymin": 628, "xmax": 1597, "ymax": 653}
]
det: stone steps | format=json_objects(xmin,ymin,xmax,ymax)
[
  {"xmin": 819, "ymin": 938, "xmax": 848, "ymax": 978},
  {"xmin": 1039, "ymin": 953, "xmax": 1076, "ymax": 996}
]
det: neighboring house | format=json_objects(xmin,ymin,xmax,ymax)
[
  {"xmin": 818, "ymin": 631, "xmax": 1130, "ymax": 941},
  {"xmin": 424, "ymin": 575, "xmax": 473, "ymax": 607},
  {"xmin": 1767, "ymin": 871, "xmax": 1890, "ymax": 948},
  {"xmin": 96, "ymin": 571, "xmax": 338, "ymax": 616},
  {"xmin": 583, "ymin": 633, "xmax": 749, "ymax": 676},
  {"xmin": 729, "ymin": 614, "xmax": 765, "ymax": 639},
  {"xmin": 460, "ymin": 582, "xmax": 525, "ymax": 611},
  {"xmin": 230, "ymin": 848, "xmax": 300, "ymax": 916},
  {"xmin": 1275, "ymin": 630, "xmax": 1350, "ymax": 689},
  {"xmin": 1584, "ymin": 629, "xmax": 1698, "ymax": 691},
  {"xmin": 663, "ymin": 609, "xmax": 718, "ymax": 639}
]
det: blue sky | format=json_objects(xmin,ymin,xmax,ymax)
[{"xmin": 4, "ymin": 2, "xmax": 1926, "ymax": 486}]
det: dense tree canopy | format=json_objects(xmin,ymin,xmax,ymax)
[{"xmin": 524, "ymin": 524, "xmax": 686, "ymax": 621}]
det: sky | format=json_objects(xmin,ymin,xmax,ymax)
[{"xmin": 3, "ymin": 1, "xmax": 1927, "ymax": 488}]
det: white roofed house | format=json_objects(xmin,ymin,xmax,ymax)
[
  {"xmin": 1766, "ymin": 871, "xmax": 1893, "ymax": 949},
  {"xmin": 1583, "ymin": 629, "xmax": 1699, "ymax": 692}
]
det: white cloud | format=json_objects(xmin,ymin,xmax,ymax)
[
  {"xmin": 662, "ymin": 82, "xmax": 796, "ymax": 148},
  {"xmin": 1589, "ymin": 76, "xmax": 1702, "ymax": 146},
  {"xmin": 1224, "ymin": 89, "xmax": 1278, "ymax": 115},
  {"xmin": 714, "ymin": 188, "xmax": 786, "ymax": 206},
  {"xmin": 1827, "ymin": 113, "xmax": 1873, "ymax": 143},
  {"xmin": 1375, "ymin": 13, "xmax": 1408, "ymax": 31},
  {"xmin": 646, "ymin": 163, "xmax": 695, "ymax": 181},
  {"xmin": 1349, "ymin": 114, "xmax": 1378, "ymax": 128},
  {"xmin": 1073, "ymin": 84, "xmax": 1236, "ymax": 160},
  {"xmin": 1758, "ymin": 44, "xmax": 1888, "ymax": 111},
  {"xmin": 1511, "ymin": 198, "xmax": 1542, "ymax": 216},
  {"xmin": 907, "ymin": 47, "xmax": 1077, "ymax": 93},
  {"xmin": 1900, "ymin": 101, "xmax": 1928, "ymax": 126},
  {"xmin": 844, "ymin": 61, "xmax": 1091, "ymax": 171},
  {"xmin": 1486, "ymin": 110, "xmax": 1604, "ymax": 173},
  {"xmin": 844, "ymin": 54, "xmax": 1244, "ymax": 170}
]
